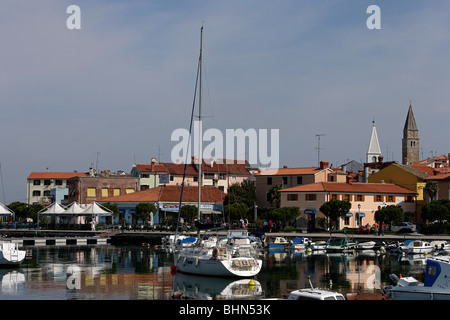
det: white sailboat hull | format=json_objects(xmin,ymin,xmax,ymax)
[
  {"xmin": 0, "ymin": 243, "xmax": 26, "ymax": 266},
  {"xmin": 175, "ymin": 250, "xmax": 262, "ymax": 277}
]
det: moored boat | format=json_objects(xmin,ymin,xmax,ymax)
[
  {"xmin": 0, "ymin": 241, "xmax": 26, "ymax": 266},
  {"xmin": 285, "ymin": 237, "xmax": 310, "ymax": 250},
  {"xmin": 385, "ymin": 256, "xmax": 450, "ymax": 300},
  {"xmin": 399, "ymin": 240, "xmax": 433, "ymax": 254},
  {"xmin": 326, "ymin": 237, "xmax": 357, "ymax": 253},
  {"xmin": 264, "ymin": 236, "xmax": 289, "ymax": 250}
]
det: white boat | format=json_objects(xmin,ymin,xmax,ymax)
[
  {"xmin": 285, "ymin": 237, "xmax": 311, "ymax": 250},
  {"xmin": 399, "ymin": 240, "xmax": 433, "ymax": 254},
  {"xmin": 217, "ymin": 230, "xmax": 263, "ymax": 253},
  {"xmin": 356, "ymin": 241, "xmax": 376, "ymax": 250},
  {"xmin": 308, "ymin": 240, "xmax": 329, "ymax": 251},
  {"xmin": 0, "ymin": 242, "xmax": 26, "ymax": 266},
  {"xmin": 430, "ymin": 240, "xmax": 450, "ymax": 252},
  {"xmin": 267, "ymin": 278, "xmax": 345, "ymax": 300},
  {"xmin": 174, "ymin": 242, "xmax": 262, "ymax": 277},
  {"xmin": 386, "ymin": 256, "xmax": 450, "ymax": 300}
]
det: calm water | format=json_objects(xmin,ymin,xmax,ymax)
[{"xmin": 0, "ymin": 244, "xmax": 438, "ymax": 300}]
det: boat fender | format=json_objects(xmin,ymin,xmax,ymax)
[{"xmin": 195, "ymin": 258, "xmax": 199, "ymax": 267}]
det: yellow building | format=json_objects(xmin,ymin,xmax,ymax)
[{"xmin": 368, "ymin": 163, "xmax": 430, "ymax": 221}]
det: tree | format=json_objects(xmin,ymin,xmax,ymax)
[
  {"xmin": 180, "ymin": 205, "xmax": 197, "ymax": 224},
  {"xmin": 424, "ymin": 181, "xmax": 439, "ymax": 202},
  {"xmin": 375, "ymin": 205, "xmax": 404, "ymax": 227},
  {"xmin": 319, "ymin": 200, "xmax": 351, "ymax": 230},
  {"xmin": 8, "ymin": 202, "xmax": 43, "ymax": 222},
  {"xmin": 135, "ymin": 203, "xmax": 157, "ymax": 225},
  {"xmin": 267, "ymin": 184, "xmax": 282, "ymax": 208},
  {"xmin": 422, "ymin": 199, "xmax": 450, "ymax": 223},
  {"xmin": 224, "ymin": 180, "xmax": 256, "ymax": 208},
  {"xmin": 223, "ymin": 203, "xmax": 249, "ymax": 222},
  {"xmin": 270, "ymin": 206, "xmax": 299, "ymax": 229}
]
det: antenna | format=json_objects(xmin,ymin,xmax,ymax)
[{"xmin": 316, "ymin": 134, "xmax": 325, "ymax": 166}]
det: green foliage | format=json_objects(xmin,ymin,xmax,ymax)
[
  {"xmin": 267, "ymin": 184, "xmax": 282, "ymax": 207},
  {"xmin": 422, "ymin": 199, "xmax": 450, "ymax": 223},
  {"xmin": 319, "ymin": 199, "xmax": 351, "ymax": 228},
  {"xmin": 180, "ymin": 205, "xmax": 197, "ymax": 223},
  {"xmin": 135, "ymin": 202, "xmax": 157, "ymax": 222},
  {"xmin": 375, "ymin": 205, "xmax": 404, "ymax": 226},
  {"xmin": 270, "ymin": 206, "xmax": 299, "ymax": 228},
  {"xmin": 8, "ymin": 202, "xmax": 43, "ymax": 222},
  {"xmin": 224, "ymin": 180, "xmax": 256, "ymax": 207},
  {"xmin": 424, "ymin": 181, "xmax": 439, "ymax": 201},
  {"xmin": 223, "ymin": 203, "xmax": 249, "ymax": 221}
]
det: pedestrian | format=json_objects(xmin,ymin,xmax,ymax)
[
  {"xmin": 381, "ymin": 223, "xmax": 385, "ymax": 236},
  {"xmin": 268, "ymin": 220, "xmax": 273, "ymax": 233}
]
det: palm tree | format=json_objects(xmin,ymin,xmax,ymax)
[{"xmin": 424, "ymin": 181, "xmax": 439, "ymax": 202}]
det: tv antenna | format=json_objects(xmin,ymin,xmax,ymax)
[{"xmin": 316, "ymin": 134, "xmax": 325, "ymax": 166}]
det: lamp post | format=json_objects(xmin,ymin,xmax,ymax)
[{"xmin": 357, "ymin": 204, "xmax": 361, "ymax": 228}]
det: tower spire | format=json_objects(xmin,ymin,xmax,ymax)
[
  {"xmin": 402, "ymin": 103, "xmax": 419, "ymax": 165},
  {"xmin": 366, "ymin": 120, "xmax": 382, "ymax": 163}
]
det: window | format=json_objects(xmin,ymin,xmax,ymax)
[
  {"xmin": 331, "ymin": 194, "xmax": 340, "ymax": 200},
  {"xmin": 43, "ymin": 190, "xmax": 50, "ymax": 197},
  {"xmin": 126, "ymin": 188, "xmax": 135, "ymax": 194},
  {"xmin": 204, "ymin": 173, "xmax": 215, "ymax": 179},
  {"xmin": 44, "ymin": 180, "xmax": 51, "ymax": 186},
  {"xmin": 102, "ymin": 189, "xmax": 109, "ymax": 198},
  {"xmin": 282, "ymin": 177, "xmax": 288, "ymax": 185},
  {"xmin": 344, "ymin": 216, "xmax": 350, "ymax": 225},
  {"xmin": 170, "ymin": 175, "xmax": 174, "ymax": 181},
  {"xmin": 193, "ymin": 176, "xmax": 198, "ymax": 182},
  {"xmin": 141, "ymin": 174, "xmax": 149, "ymax": 178},
  {"xmin": 267, "ymin": 177, "xmax": 272, "ymax": 185},
  {"xmin": 32, "ymin": 190, "xmax": 41, "ymax": 196},
  {"xmin": 113, "ymin": 189, "xmax": 120, "ymax": 196},
  {"xmin": 87, "ymin": 188, "xmax": 96, "ymax": 197},
  {"xmin": 231, "ymin": 176, "xmax": 237, "ymax": 181},
  {"xmin": 55, "ymin": 179, "xmax": 63, "ymax": 186},
  {"xmin": 375, "ymin": 195, "xmax": 383, "ymax": 202},
  {"xmin": 343, "ymin": 194, "xmax": 352, "ymax": 201},
  {"xmin": 219, "ymin": 174, "xmax": 225, "ymax": 180},
  {"xmin": 305, "ymin": 194, "xmax": 316, "ymax": 201},
  {"xmin": 33, "ymin": 180, "xmax": 41, "ymax": 186},
  {"xmin": 356, "ymin": 195, "xmax": 364, "ymax": 202},
  {"xmin": 386, "ymin": 195, "xmax": 395, "ymax": 202},
  {"xmin": 405, "ymin": 196, "xmax": 414, "ymax": 203},
  {"xmin": 297, "ymin": 176, "xmax": 303, "ymax": 185},
  {"xmin": 266, "ymin": 193, "xmax": 272, "ymax": 203},
  {"xmin": 287, "ymin": 194, "xmax": 298, "ymax": 202}
]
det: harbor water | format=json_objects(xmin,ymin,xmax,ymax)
[{"xmin": 0, "ymin": 243, "xmax": 439, "ymax": 300}]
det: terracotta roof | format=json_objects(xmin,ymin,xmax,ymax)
[
  {"xmin": 424, "ymin": 173, "xmax": 450, "ymax": 181},
  {"xmin": 135, "ymin": 160, "xmax": 251, "ymax": 176},
  {"xmin": 256, "ymin": 167, "xmax": 326, "ymax": 176},
  {"xmin": 27, "ymin": 172, "xmax": 89, "ymax": 179},
  {"xmin": 98, "ymin": 185, "xmax": 226, "ymax": 203},
  {"xmin": 279, "ymin": 182, "xmax": 417, "ymax": 195}
]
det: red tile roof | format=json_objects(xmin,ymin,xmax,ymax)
[
  {"xmin": 99, "ymin": 185, "xmax": 226, "ymax": 203},
  {"xmin": 136, "ymin": 160, "xmax": 251, "ymax": 176},
  {"xmin": 280, "ymin": 182, "xmax": 417, "ymax": 195},
  {"xmin": 27, "ymin": 172, "xmax": 89, "ymax": 179},
  {"xmin": 255, "ymin": 167, "xmax": 326, "ymax": 176}
]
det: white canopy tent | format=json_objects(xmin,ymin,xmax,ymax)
[
  {"xmin": 38, "ymin": 202, "xmax": 66, "ymax": 216},
  {"xmin": 79, "ymin": 202, "xmax": 113, "ymax": 217},
  {"xmin": 0, "ymin": 203, "xmax": 14, "ymax": 216}
]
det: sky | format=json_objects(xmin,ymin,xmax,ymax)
[{"xmin": 0, "ymin": 0, "xmax": 449, "ymax": 203}]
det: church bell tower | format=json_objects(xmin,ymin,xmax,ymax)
[{"xmin": 402, "ymin": 103, "xmax": 419, "ymax": 165}]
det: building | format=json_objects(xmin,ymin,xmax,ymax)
[
  {"xmin": 131, "ymin": 157, "xmax": 252, "ymax": 193},
  {"xmin": 98, "ymin": 185, "xmax": 225, "ymax": 226},
  {"xmin": 66, "ymin": 170, "xmax": 139, "ymax": 205},
  {"xmin": 402, "ymin": 104, "xmax": 420, "ymax": 165},
  {"xmin": 368, "ymin": 162, "xmax": 430, "ymax": 221},
  {"xmin": 255, "ymin": 161, "xmax": 346, "ymax": 208},
  {"xmin": 279, "ymin": 182, "xmax": 417, "ymax": 230},
  {"xmin": 424, "ymin": 173, "xmax": 450, "ymax": 201},
  {"xmin": 27, "ymin": 171, "xmax": 89, "ymax": 204},
  {"xmin": 366, "ymin": 121, "xmax": 382, "ymax": 163}
]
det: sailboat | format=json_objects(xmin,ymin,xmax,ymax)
[{"xmin": 173, "ymin": 27, "xmax": 262, "ymax": 277}]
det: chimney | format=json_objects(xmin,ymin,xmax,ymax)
[
  {"xmin": 320, "ymin": 161, "xmax": 329, "ymax": 169},
  {"xmin": 283, "ymin": 165, "xmax": 288, "ymax": 168},
  {"xmin": 364, "ymin": 166, "xmax": 369, "ymax": 183}
]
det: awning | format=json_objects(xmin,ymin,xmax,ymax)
[
  {"xmin": 0, "ymin": 203, "xmax": 14, "ymax": 216},
  {"xmin": 304, "ymin": 209, "xmax": 316, "ymax": 214},
  {"xmin": 357, "ymin": 212, "xmax": 365, "ymax": 217},
  {"xmin": 346, "ymin": 212, "xmax": 353, "ymax": 217}
]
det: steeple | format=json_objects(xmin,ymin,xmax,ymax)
[
  {"xmin": 402, "ymin": 103, "xmax": 419, "ymax": 165},
  {"xmin": 366, "ymin": 120, "xmax": 382, "ymax": 163}
]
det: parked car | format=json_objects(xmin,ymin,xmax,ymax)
[{"xmin": 390, "ymin": 222, "xmax": 416, "ymax": 233}]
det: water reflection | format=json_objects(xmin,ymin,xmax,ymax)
[{"xmin": 0, "ymin": 244, "xmax": 445, "ymax": 299}]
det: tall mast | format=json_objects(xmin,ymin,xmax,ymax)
[{"xmin": 197, "ymin": 26, "xmax": 203, "ymax": 222}]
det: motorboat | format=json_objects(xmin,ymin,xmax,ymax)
[
  {"xmin": 385, "ymin": 256, "xmax": 450, "ymax": 300},
  {"xmin": 356, "ymin": 241, "xmax": 376, "ymax": 250},
  {"xmin": 264, "ymin": 236, "xmax": 289, "ymax": 250},
  {"xmin": 266, "ymin": 277, "xmax": 345, "ymax": 300},
  {"xmin": 0, "ymin": 241, "xmax": 26, "ymax": 266},
  {"xmin": 285, "ymin": 237, "xmax": 311, "ymax": 250},
  {"xmin": 326, "ymin": 237, "xmax": 357, "ymax": 253},
  {"xmin": 430, "ymin": 240, "xmax": 450, "ymax": 252},
  {"xmin": 307, "ymin": 240, "xmax": 329, "ymax": 251},
  {"xmin": 399, "ymin": 240, "xmax": 433, "ymax": 254},
  {"xmin": 217, "ymin": 230, "xmax": 263, "ymax": 254}
]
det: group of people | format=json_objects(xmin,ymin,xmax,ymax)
[{"xmin": 359, "ymin": 222, "xmax": 385, "ymax": 236}]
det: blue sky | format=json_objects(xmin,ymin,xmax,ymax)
[{"xmin": 0, "ymin": 0, "xmax": 449, "ymax": 203}]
